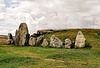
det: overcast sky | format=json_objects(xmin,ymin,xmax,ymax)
[{"xmin": 0, "ymin": 0, "xmax": 100, "ymax": 35}]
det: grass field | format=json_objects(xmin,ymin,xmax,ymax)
[
  {"xmin": 0, "ymin": 45, "xmax": 100, "ymax": 68},
  {"xmin": 0, "ymin": 29, "xmax": 100, "ymax": 68}
]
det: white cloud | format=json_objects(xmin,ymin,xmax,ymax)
[
  {"xmin": 0, "ymin": 0, "xmax": 100, "ymax": 35},
  {"xmin": 0, "ymin": 0, "xmax": 5, "ymax": 11}
]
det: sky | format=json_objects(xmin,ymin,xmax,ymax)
[{"xmin": 0, "ymin": 0, "xmax": 100, "ymax": 35}]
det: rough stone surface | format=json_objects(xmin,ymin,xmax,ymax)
[
  {"xmin": 75, "ymin": 31, "xmax": 86, "ymax": 48},
  {"xmin": 15, "ymin": 30, "xmax": 19, "ymax": 46},
  {"xmin": 36, "ymin": 35, "xmax": 44, "ymax": 45},
  {"xmin": 42, "ymin": 39, "xmax": 49, "ymax": 47},
  {"xmin": 8, "ymin": 33, "xmax": 13, "ymax": 40},
  {"xmin": 65, "ymin": 39, "xmax": 72, "ymax": 48},
  {"xmin": 7, "ymin": 33, "xmax": 14, "ymax": 45},
  {"xmin": 7, "ymin": 39, "xmax": 13, "ymax": 45},
  {"xmin": 15, "ymin": 23, "xmax": 30, "ymax": 46},
  {"xmin": 31, "ymin": 29, "xmax": 54, "ymax": 37},
  {"xmin": 29, "ymin": 37, "xmax": 36, "ymax": 46},
  {"xmin": 50, "ymin": 35, "xmax": 63, "ymax": 47}
]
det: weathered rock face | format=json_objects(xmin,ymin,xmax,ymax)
[
  {"xmin": 29, "ymin": 37, "xmax": 36, "ymax": 46},
  {"xmin": 7, "ymin": 39, "xmax": 14, "ymax": 45},
  {"xmin": 65, "ymin": 39, "xmax": 72, "ymax": 48},
  {"xmin": 42, "ymin": 39, "xmax": 49, "ymax": 47},
  {"xmin": 15, "ymin": 30, "xmax": 19, "ymax": 46},
  {"xmin": 8, "ymin": 33, "xmax": 13, "ymax": 39},
  {"xmin": 75, "ymin": 31, "xmax": 86, "ymax": 48},
  {"xmin": 36, "ymin": 35, "xmax": 44, "ymax": 45},
  {"xmin": 50, "ymin": 35, "xmax": 63, "ymax": 47},
  {"xmin": 31, "ymin": 29, "xmax": 54, "ymax": 37},
  {"xmin": 7, "ymin": 33, "xmax": 14, "ymax": 45},
  {"xmin": 15, "ymin": 23, "xmax": 30, "ymax": 46}
]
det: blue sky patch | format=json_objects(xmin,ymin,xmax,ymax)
[{"xmin": 4, "ymin": 0, "xmax": 19, "ymax": 8}]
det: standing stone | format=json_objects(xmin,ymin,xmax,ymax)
[
  {"xmin": 75, "ymin": 31, "xmax": 86, "ymax": 48},
  {"xmin": 65, "ymin": 39, "xmax": 72, "ymax": 48},
  {"xmin": 7, "ymin": 33, "xmax": 14, "ymax": 45},
  {"xmin": 15, "ymin": 30, "xmax": 19, "ymax": 46},
  {"xmin": 8, "ymin": 33, "xmax": 13, "ymax": 39},
  {"xmin": 15, "ymin": 23, "xmax": 30, "ymax": 46},
  {"xmin": 42, "ymin": 39, "xmax": 49, "ymax": 47},
  {"xmin": 50, "ymin": 35, "xmax": 63, "ymax": 47},
  {"xmin": 36, "ymin": 35, "xmax": 44, "ymax": 45},
  {"xmin": 29, "ymin": 37, "xmax": 36, "ymax": 46}
]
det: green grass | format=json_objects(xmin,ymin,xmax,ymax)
[
  {"xmin": 0, "ymin": 29, "xmax": 100, "ymax": 68},
  {"xmin": 0, "ymin": 45, "xmax": 100, "ymax": 68},
  {"xmin": 0, "ymin": 47, "xmax": 40, "ymax": 68}
]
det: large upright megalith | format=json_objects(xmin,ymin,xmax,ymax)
[
  {"xmin": 75, "ymin": 31, "xmax": 86, "ymax": 48},
  {"xmin": 15, "ymin": 23, "xmax": 30, "ymax": 46}
]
